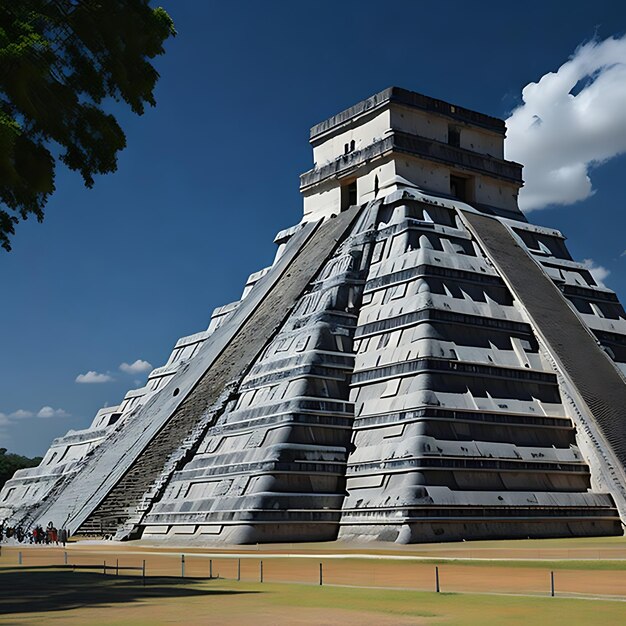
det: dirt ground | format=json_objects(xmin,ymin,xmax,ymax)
[
  {"xmin": 2, "ymin": 536, "xmax": 626, "ymax": 596},
  {"xmin": 2, "ymin": 537, "xmax": 626, "ymax": 624}
]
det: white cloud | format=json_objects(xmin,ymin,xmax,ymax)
[
  {"xmin": 582, "ymin": 258, "xmax": 610, "ymax": 287},
  {"xmin": 75, "ymin": 370, "xmax": 114, "ymax": 384},
  {"xmin": 119, "ymin": 359, "xmax": 153, "ymax": 375},
  {"xmin": 505, "ymin": 35, "xmax": 626, "ymax": 212},
  {"xmin": 0, "ymin": 406, "xmax": 71, "ymax": 423},
  {"xmin": 37, "ymin": 406, "xmax": 70, "ymax": 419}
]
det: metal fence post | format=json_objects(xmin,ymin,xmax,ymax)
[
  {"xmin": 237, "ymin": 558, "xmax": 241, "ymax": 581},
  {"xmin": 103, "ymin": 560, "xmax": 106, "ymax": 575},
  {"xmin": 551, "ymin": 571, "xmax": 555, "ymax": 597},
  {"xmin": 142, "ymin": 560, "xmax": 146, "ymax": 587},
  {"xmin": 18, "ymin": 551, "xmax": 22, "ymax": 565},
  {"xmin": 319, "ymin": 562, "xmax": 323, "ymax": 586},
  {"xmin": 209, "ymin": 559, "xmax": 213, "ymax": 579},
  {"xmin": 260, "ymin": 560, "xmax": 263, "ymax": 583},
  {"xmin": 116, "ymin": 559, "xmax": 119, "ymax": 576},
  {"xmin": 64, "ymin": 551, "xmax": 68, "ymax": 565},
  {"xmin": 181, "ymin": 554, "xmax": 185, "ymax": 578},
  {"xmin": 435, "ymin": 566, "xmax": 440, "ymax": 593}
]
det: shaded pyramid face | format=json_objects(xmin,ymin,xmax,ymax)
[{"xmin": 2, "ymin": 88, "xmax": 626, "ymax": 544}]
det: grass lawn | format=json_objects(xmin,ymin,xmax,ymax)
[
  {"xmin": 1, "ymin": 568, "xmax": 625, "ymax": 626},
  {"xmin": 2, "ymin": 537, "xmax": 626, "ymax": 624}
]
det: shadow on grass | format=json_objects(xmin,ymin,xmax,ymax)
[{"xmin": 0, "ymin": 567, "xmax": 258, "ymax": 615}]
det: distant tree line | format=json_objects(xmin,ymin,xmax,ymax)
[{"xmin": 0, "ymin": 448, "xmax": 42, "ymax": 490}]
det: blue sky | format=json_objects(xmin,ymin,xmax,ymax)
[{"xmin": 1, "ymin": 1, "xmax": 626, "ymax": 456}]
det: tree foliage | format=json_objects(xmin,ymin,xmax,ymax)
[
  {"xmin": 0, "ymin": 0, "xmax": 175, "ymax": 251},
  {"xmin": 0, "ymin": 448, "xmax": 42, "ymax": 490}
]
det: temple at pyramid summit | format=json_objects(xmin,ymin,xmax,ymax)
[{"xmin": 3, "ymin": 87, "xmax": 626, "ymax": 544}]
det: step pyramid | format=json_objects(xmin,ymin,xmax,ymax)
[{"xmin": 2, "ymin": 87, "xmax": 625, "ymax": 544}]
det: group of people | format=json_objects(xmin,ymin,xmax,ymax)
[{"xmin": 0, "ymin": 520, "xmax": 68, "ymax": 546}]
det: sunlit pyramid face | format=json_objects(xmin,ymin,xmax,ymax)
[{"xmin": 2, "ymin": 88, "xmax": 625, "ymax": 546}]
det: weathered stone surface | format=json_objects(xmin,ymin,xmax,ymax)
[
  {"xmin": 10, "ymin": 208, "xmax": 361, "ymax": 534},
  {"xmin": 462, "ymin": 209, "xmax": 626, "ymax": 520},
  {"xmin": 2, "ymin": 86, "xmax": 625, "ymax": 544},
  {"xmin": 337, "ymin": 194, "xmax": 621, "ymax": 543}
]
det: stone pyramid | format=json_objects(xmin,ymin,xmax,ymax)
[{"xmin": 2, "ymin": 87, "xmax": 626, "ymax": 544}]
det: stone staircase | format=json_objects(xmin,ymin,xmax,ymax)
[{"xmin": 30, "ymin": 206, "xmax": 363, "ymax": 536}]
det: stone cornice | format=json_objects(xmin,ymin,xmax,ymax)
[
  {"xmin": 310, "ymin": 87, "xmax": 506, "ymax": 142},
  {"xmin": 300, "ymin": 131, "xmax": 523, "ymax": 190}
]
